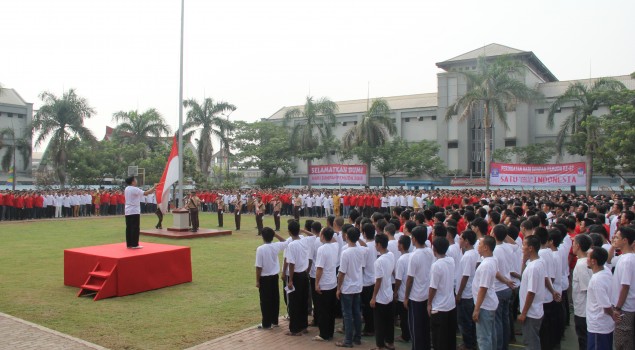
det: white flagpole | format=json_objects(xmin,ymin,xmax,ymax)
[{"xmin": 178, "ymin": 0, "xmax": 185, "ymax": 205}]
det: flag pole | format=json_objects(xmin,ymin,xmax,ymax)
[{"xmin": 177, "ymin": 0, "xmax": 185, "ymax": 205}]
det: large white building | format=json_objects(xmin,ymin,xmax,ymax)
[
  {"xmin": 267, "ymin": 43, "xmax": 635, "ymax": 188},
  {"xmin": 0, "ymin": 88, "xmax": 33, "ymax": 185}
]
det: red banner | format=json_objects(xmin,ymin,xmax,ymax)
[
  {"xmin": 309, "ymin": 164, "xmax": 367, "ymax": 185},
  {"xmin": 489, "ymin": 162, "xmax": 587, "ymax": 186}
]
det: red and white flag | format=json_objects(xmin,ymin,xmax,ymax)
[{"xmin": 156, "ymin": 136, "xmax": 179, "ymax": 213}]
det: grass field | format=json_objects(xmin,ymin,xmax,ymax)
[{"xmin": 0, "ymin": 213, "xmax": 310, "ymax": 350}]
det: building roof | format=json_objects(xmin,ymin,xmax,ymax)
[
  {"xmin": 436, "ymin": 43, "xmax": 558, "ymax": 82},
  {"xmin": 0, "ymin": 88, "xmax": 30, "ymax": 107},
  {"xmin": 539, "ymin": 74, "xmax": 635, "ymax": 98},
  {"xmin": 439, "ymin": 43, "xmax": 525, "ymax": 63},
  {"xmin": 267, "ymin": 93, "xmax": 437, "ymax": 120}
]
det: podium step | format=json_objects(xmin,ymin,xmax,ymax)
[
  {"xmin": 77, "ymin": 262, "xmax": 118, "ymax": 301},
  {"xmin": 80, "ymin": 283, "xmax": 102, "ymax": 291},
  {"xmin": 89, "ymin": 271, "xmax": 110, "ymax": 278}
]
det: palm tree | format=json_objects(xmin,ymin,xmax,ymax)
[
  {"xmin": 547, "ymin": 78, "xmax": 626, "ymax": 195},
  {"xmin": 111, "ymin": 108, "xmax": 171, "ymax": 150},
  {"xmin": 0, "ymin": 127, "xmax": 32, "ymax": 172},
  {"xmin": 283, "ymin": 96, "xmax": 338, "ymax": 186},
  {"xmin": 182, "ymin": 98, "xmax": 236, "ymax": 176},
  {"xmin": 446, "ymin": 56, "xmax": 540, "ymax": 190},
  {"xmin": 33, "ymin": 89, "xmax": 96, "ymax": 187},
  {"xmin": 342, "ymin": 98, "xmax": 396, "ymax": 186}
]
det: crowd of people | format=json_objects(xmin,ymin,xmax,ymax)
[
  {"xmin": 0, "ymin": 189, "xmax": 158, "ymax": 221},
  {"xmin": 254, "ymin": 189, "xmax": 635, "ymax": 350}
]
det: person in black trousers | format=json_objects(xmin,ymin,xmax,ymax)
[
  {"xmin": 234, "ymin": 194, "xmax": 241, "ymax": 230},
  {"xmin": 255, "ymin": 227, "xmax": 287, "ymax": 329},
  {"xmin": 255, "ymin": 197, "xmax": 265, "ymax": 235},
  {"xmin": 216, "ymin": 197, "xmax": 224, "ymax": 227},
  {"xmin": 285, "ymin": 220, "xmax": 309, "ymax": 336},
  {"xmin": 124, "ymin": 176, "xmax": 156, "ymax": 249},
  {"xmin": 272, "ymin": 196, "xmax": 282, "ymax": 231}
]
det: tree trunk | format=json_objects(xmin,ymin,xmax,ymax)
[
  {"xmin": 307, "ymin": 158, "xmax": 312, "ymax": 188},
  {"xmin": 586, "ymin": 153, "xmax": 592, "ymax": 196},
  {"xmin": 366, "ymin": 160, "xmax": 371, "ymax": 187},
  {"xmin": 382, "ymin": 175, "xmax": 387, "ymax": 189},
  {"xmin": 484, "ymin": 104, "xmax": 492, "ymax": 191}
]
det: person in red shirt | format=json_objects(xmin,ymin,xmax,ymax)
[
  {"xmin": 15, "ymin": 194, "xmax": 25, "ymax": 220},
  {"xmin": 373, "ymin": 194, "xmax": 381, "ymax": 212},
  {"xmin": 101, "ymin": 192, "xmax": 110, "ymax": 216},
  {"xmin": 24, "ymin": 194, "xmax": 34, "ymax": 220},
  {"xmin": 117, "ymin": 192, "xmax": 125, "ymax": 215},
  {"xmin": 109, "ymin": 192, "xmax": 118, "ymax": 215},
  {"xmin": 0, "ymin": 192, "xmax": 4, "ymax": 221}
]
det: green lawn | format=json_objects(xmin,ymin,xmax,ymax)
[{"xmin": 0, "ymin": 213, "xmax": 309, "ymax": 350}]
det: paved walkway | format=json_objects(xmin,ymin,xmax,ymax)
[
  {"xmin": 0, "ymin": 312, "xmax": 107, "ymax": 350},
  {"xmin": 187, "ymin": 317, "xmax": 529, "ymax": 350}
]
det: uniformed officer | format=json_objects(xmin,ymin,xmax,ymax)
[
  {"xmin": 233, "ymin": 193, "xmax": 242, "ymax": 230},
  {"xmin": 216, "ymin": 195, "xmax": 224, "ymax": 227},
  {"xmin": 186, "ymin": 191, "xmax": 200, "ymax": 232},
  {"xmin": 255, "ymin": 196, "xmax": 265, "ymax": 235},
  {"xmin": 272, "ymin": 196, "xmax": 282, "ymax": 231}
]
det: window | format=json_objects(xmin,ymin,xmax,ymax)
[
  {"xmin": 8, "ymin": 113, "xmax": 13, "ymax": 118},
  {"xmin": 353, "ymin": 121, "xmax": 357, "ymax": 125},
  {"xmin": 448, "ymin": 141, "xmax": 458, "ymax": 149},
  {"xmin": 330, "ymin": 151, "xmax": 336, "ymax": 155},
  {"xmin": 505, "ymin": 139, "xmax": 516, "ymax": 147},
  {"xmin": 404, "ymin": 118, "xmax": 410, "ymax": 123},
  {"xmin": 418, "ymin": 116, "xmax": 424, "ymax": 121},
  {"xmin": 431, "ymin": 115, "xmax": 437, "ymax": 121},
  {"xmin": 342, "ymin": 122, "xmax": 347, "ymax": 126},
  {"xmin": 537, "ymin": 109, "xmax": 544, "ymax": 114},
  {"xmin": 18, "ymin": 114, "xmax": 25, "ymax": 118}
]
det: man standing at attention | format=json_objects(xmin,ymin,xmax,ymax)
[
  {"xmin": 124, "ymin": 176, "xmax": 156, "ymax": 249},
  {"xmin": 186, "ymin": 191, "xmax": 200, "ymax": 232},
  {"xmin": 472, "ymin": 236, "xmax": 499, "ymax": 350},
  {"xmin": 611, "ymin": 226, "xmax": 635, "ymax": 350}
]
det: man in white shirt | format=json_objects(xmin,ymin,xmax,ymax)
[
  {"xmin": 586, "ymin": 247, "xmax": 618, "ymax": 349},
  {"xmin": 572, "ymin": 234, "xmax": 593, "ymax": 349},
  {"xmin": 456, "ymin": 230, "xmax": 478, "ymax": 350},
  {"xmin": 336, "ymin": 227, "xmax": 366, "ymax": 348},
  {"xmin": 472, "ymin": 236, "xmax": 499, "ymax": 350},
  {"xmin": 518, "ymin": 235, "xmax": 545, "ymax": 350},
  {"xmin": 255, "ymin": 227, "xmax": 288, "ymax": 329},
  {"xmin": 360, "ymin": 223, "xmax": 377, "ymax": 337},
  {"xmin": 124, "ymin": 176, "xmax": 156, "ymax": 249},
  {"xmin": 371, "ymin": 233, "xmax": 396, "ymax": 350},
  {"xmin": 611, "ymin": 226, "xmax": 635, "ymax": 350},
  {"xmin": 404, "ymin": 226, "xmax": 434, "ymax": 350},
  {"xmin": 314, "ymin": 227, "xmax": 339, "ymax": 341},
  {"xmin": 285, "ymin": 220, "xmax": 310, "ymax": 336},
  {"xmin": 428, "ymin": 236, "xmax": 457, "ymax": 350},
  {"xmin": 492, "ymin": 224, "xmax": 516, "ymax": 350},
  {"xmin": 535, "ymin": 227, "xmax": 562, "ymax": 350},
  {"xmin": 395, "ymin": 235, "xmax": 412, "ymax": 342}
]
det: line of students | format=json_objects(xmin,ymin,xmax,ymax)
[{"xmin": 255, "ymin": 200, "xmax": 635, "ymax": 350}]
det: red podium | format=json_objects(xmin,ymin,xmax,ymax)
[{"xmin": 64, "ymin": 242, "xmax": 192, "ymax": 301}]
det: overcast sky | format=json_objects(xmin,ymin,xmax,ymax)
[{"xmin": 2, "ymin": 0, "xmax": 634, "ymax": 151}]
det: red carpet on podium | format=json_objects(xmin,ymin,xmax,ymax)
[{"xmin": 64, "ymin": 242, "xmax": 192, "ymax": 301}]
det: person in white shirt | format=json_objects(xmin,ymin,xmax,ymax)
[
  {"xmin": 428, "ymin": 236, "xmax": 457, "ymax": 350},
  {"xmin": 611, "ymin": 226, "xmax": 635, "ymax": 350},
  {"xmin": 336, "ymin": 227, "xmax": 366, "ymax": 348},
  {"xmin": 535, "ymin": 227, "xmax": 562, "ymax": 350},
  {"xmin": 404, "ymin": 226, "xmax": 434, "ymax": 350},
  {"xmin": 360, "ymin": 223, "xmax": 377, "ymax": 336},
  {"xmin": 491, "ymin": 224, "xmax": 516, "ymax": 350},
  {"xmin": 586, "ymin": 246, "xmax": 619, "ymax": 349},
  {"xmin": 306, "ymin": 221, "xmax": 322, "ymax": 327},
  {"xmin": 518, "ymin": 235, "xmax": 545, "ymax": 350},
  {"xmin": 285, "ymin": 220, "xmax": 310, "ymax": 336},
  {"xmin": 313, "ymin": 227, "xmax": 339, "ymax": 341},
  {"xmin": 255, "ymin": 227, "xmax": 288, "ymax": 329},
  {"xmin": 456, "ymin": 230, "xmax": 478, "ymax": 350},
  {"xmin": 394, "ymin": 235, "xmax": 412, "ymax": 343},
  {"xmin": 572, "ymin": 234, "xmax": 593, "ymax": 350},
  {"xmin": 371, "ymin": 233, "xmax": 396, "ymax": 349},
  {"xmin": 472, "ymin": 236, "xmax": 499, "ymax": 350},
  {"xmin": 123, "ymin": 176, "xmax": 156, "ymax": 249}
]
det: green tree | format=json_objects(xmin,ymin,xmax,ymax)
[
  {"xmin": 33, "ymin": 89, "xmax": 96, "ymax": 187},
  {"xmin": 0, "ymin": 126, "xmax": 32, "ymax": 172},
  {"xmin": 374, "ymin": 138, "xmax": 446, "ymax": 187},
  {"xmin": 111, "ymin": 108, "xmax": 171, "ymax": 150},
  {"xmin": 342, "ymin": 98, "xmax": 397, "ymax": 186},
  {"xmin": 182, "ymin": 98, "xmax": 236, "ymax": 176},
  {"xmin": 492, "ymin": 141, "xmax": 557, "ymax": 164},
  {"xmin": 234, "ymin": 121, "xmax": 294, "ymax": 188},
  {"xmin": 595, "ymin": 90, "xmax": 635, "ymax": 190},
  {"xmin": 547, "ymin": 78, "xmax": 626, "ymax": 195},
  {"xmin": 446, "ymin": 56, "xmax": 540, "ymax": 190},
  {"xmin": 283, "ymin": 96, "xmax": 338, "ymax": 185}
]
